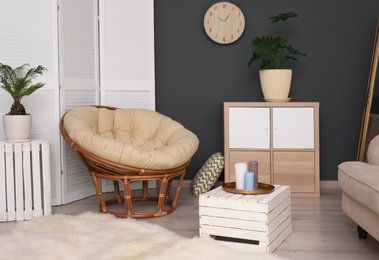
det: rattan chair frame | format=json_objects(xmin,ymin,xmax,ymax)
[{"xmin": 59, "ymin": 106, "xmax": 192, "ymax": 218}]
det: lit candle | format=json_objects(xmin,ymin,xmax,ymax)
[
  {"xmin": 248, "ymin": 161, "xmax": 259, "ymax": 190},
  {"xmin": 234, "ymin": 162, "xmax": 247, "ymax": 190},
  {"xmin": 244, "ymin": 172, "xmax": 254, "ymax": 190}
]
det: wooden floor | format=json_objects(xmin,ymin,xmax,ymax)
[{"xmin": 1, "ymin": 181, "xmax": 378, "ymax": 259}]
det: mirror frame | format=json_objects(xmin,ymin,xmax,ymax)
[{"xmin": 357, "ymin": 18, "xmax": 379, "ymax": 161}]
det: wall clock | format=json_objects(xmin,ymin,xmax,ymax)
[{"xmin": 203, "ymin": 2, "xmax": 246, "ymax": 45}]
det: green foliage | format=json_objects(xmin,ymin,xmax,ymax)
[
  {"xmin": 0, "ymin": 63, "xmax": 47, "ymax": 115},
  {"xmin": 248, "ymin": 12, "xmax": 307, "ymax": 70}
]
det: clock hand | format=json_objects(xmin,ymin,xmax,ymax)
[
  {"xmin": 218, "ymin": 17, "xmax": 225, "ymax": 22},
  {"xmin": 224, "ymin": 13, "xmax": 230, "ymax": 22}
]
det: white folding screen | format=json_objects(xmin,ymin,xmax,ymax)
[
  {"xmin": 0, "ymin": 0, "xmax": 155, "ymax": 205},
  {"xmin": 0, "ymin": 0, "xmax": 61, "ymax": 205},
  {"xmin": 59, "ymin": 0, "xmax": 155, "ymax": 203},
  {"xmin": 59, "ymin": 0, "xmax": 100, "ymax": 203},
  {"xmin": 99, "ymin": 0, "xmax": 155, "ymax": 109}
]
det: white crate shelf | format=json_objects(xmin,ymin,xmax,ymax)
[
  {"xmin": 199, "ymin": 185, "xmax": 292, "ymax": 253},
  {"xmin": 0, "ymin": 140, "xmax": 51, "ymax": 222}
]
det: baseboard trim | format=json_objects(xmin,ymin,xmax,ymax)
[{"xmin": 320, "ymin": 180, "xmax": 339, "ymax": 188}]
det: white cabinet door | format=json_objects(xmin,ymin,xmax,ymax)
[
  {"xmin": 273, "ymin": 107, "xmax": 314, "ymax": 149},
  {"xmin": 229, "ymin": 107, "xmax": 270, "ymax": 149}
]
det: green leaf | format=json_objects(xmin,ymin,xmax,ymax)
[
  {"xmin": 269, "ymin": 12, "xmax": 299, "ymax": 24},
  {"xmin": 0, "ymin": 63, "xmax": 47, "ymax": 115},
  {"xmin": 247, "ymin": 12, "xmax": 306, "ymax": 70}
]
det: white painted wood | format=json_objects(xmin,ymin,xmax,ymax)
[
  {"xmin": 0, "ymin": 144, "xmax": 5, "ymax": 221},
  {"xmin": 32, "ymin": 142, "xmax": 43, "ymax": 217},
  {"xmin": 0, "ymin": 0, "xmax": 60, "ymax": 206},
  {"xmin": 267, "ymin": 224, "xmax": 292, "ymax": 253},
  {"xmin": 5, "ymin": 144, "xmax": 15, "ymax": 221},
  {"xmin": 22, "ymin": 143, "xmax": 33, "ymax": 220},
  {"xmin": 41, "ymin": 141, "xmax": 52, "ymax": 216},
  {"xmin": 199, "ymin": 196, "xmax": 290, "ymax": 223},
  {"xmin": 59, "ymin": 0, "xmax": 99, "ymax": 204},
  {"xmin": 199, "ymin": 185, "xmax": 292, "ymax": 253},
  {"xmin": 14, "ymin": 144, "xmax": 24, "ymax": 221},
  {"xmin": 229, "ymin": 107, "xmax": 270, "ymax": 148},
  {"xmin": 0, "ymin": 140, "xmax": 51, "ymax": 222},
  {"xmin": 268, "ymin": 213, "xmax": 291, "ymax": 237},
  {"xmin": 200, "ymin": 204, "xmax": 290, "ymax": 235},
  {"xmin": 99, "ymin": 0, "xmax": 155, "ymax": 110},
  {"xmin": 273, "ymin": 107, "xmax": 314, "ymax": 148}
]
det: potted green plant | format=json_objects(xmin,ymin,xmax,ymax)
[
  {"xmin": 0, "ymin": 63, "xmax": 47, "ymax": 141},
  {"xmin": 248, "ymin": 12, "xmax": 307, "ymax": 101}
]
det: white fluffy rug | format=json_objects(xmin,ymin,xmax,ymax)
[{"xmin": 0, "ymin": 212, "xmax": 290, "ymax": 260}]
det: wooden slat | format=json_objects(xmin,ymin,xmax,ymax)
[
  {"xmin": 199, "ymin": 197, "xmax": 291, "ymax": 224},
  {"xmin": 14, "ymin": 144, "xmax": 24, "ymax": 221},
  {"xmin": 0, "ymin": 144, "xmax": 6, "ymax": 221},
  {"xmin": 5, "ymin": 143, "xmax": 15, "ymax": 221},
  {"xmin": 41, "ymin": 141, "xmax": 51, "ymax": 216},
  {"xmin": 23, "ymin": 143, "xmax": 33, "ymax": 219},
  {"xmin": 267, "ymin": 224, "xmax": 292, "ymax": 253},
  {"xmin": 31, "ymin": 142, "xmax": 42, "ymax": 217}
]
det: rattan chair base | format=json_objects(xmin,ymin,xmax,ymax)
[{"xmin": 90, "ymin": 170, "xmax": 186, "ymax": 218}]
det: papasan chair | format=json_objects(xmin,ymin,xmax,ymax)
[{"xmin": 59, "ymin": 106, "xmax": 199, "ymax": 218}]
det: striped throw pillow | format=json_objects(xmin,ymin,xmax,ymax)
[{"xmin": 192, "ymin": 152, "xmax": 224, "ymax": 197}]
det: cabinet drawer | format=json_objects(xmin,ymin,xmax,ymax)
[
  {"xmin": 273, "ymin": 151, "xmax": 315, "ymax": 192},
  {"xmin": 228, "ymin": 151, "xmax": 270, "ymax": 184}
]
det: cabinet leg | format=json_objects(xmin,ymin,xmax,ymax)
[{"xmin": 357, "ymin": 225, "xmax": 368, "ymax": 239}]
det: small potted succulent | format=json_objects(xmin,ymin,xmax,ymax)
[
  {"xmin": 248, "ymin": 12, "xmax": 307, "ymax": 101},
  {"xmin": 0, "ymin": 63, "xmax": 47, "ymax": 141}
]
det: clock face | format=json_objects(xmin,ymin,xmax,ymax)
[{"xmin": 203, "ymin": 2, "xmax": 245, "ymax": 45}]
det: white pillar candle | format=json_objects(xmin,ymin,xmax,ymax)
[{"xmin": 234, "ymin": 162, "xmax": 247, "ymax": 190}]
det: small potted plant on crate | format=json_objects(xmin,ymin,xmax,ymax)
[{"xmin": 0, "ymin": 63, "xmax": 47, "ymax": 141}]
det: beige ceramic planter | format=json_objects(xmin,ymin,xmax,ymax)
[
  {"xmin": 2, "ymin": 114, "xmax": 32, "ymax": 142},
  {"xmin": 259, "ymin": 69, "xmax": 292, "ymax": 101}
]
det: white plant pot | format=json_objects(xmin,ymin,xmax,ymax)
[
  {"xmin": 2, "ymin": 114, "xmax": 32, "ymax": 142},
  {"xmin": 259, "ymin": 69, "xmax": 292, "ymax": 101}
]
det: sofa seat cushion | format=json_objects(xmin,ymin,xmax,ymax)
[
  {"xmin": 367, "ymin": 135, "xmax": 379, "ymax": 165},
  {"xmin": 63, "ymin": 106, "xmax": 199, "ymax": 170},
  {"xmin": 338, "ymin": 161, "xmax": 379, "ymax": 216}
]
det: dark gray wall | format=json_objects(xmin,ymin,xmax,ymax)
[{"xmin": 154, "ymin": 0, "xmax": 379, "ymax": 180}]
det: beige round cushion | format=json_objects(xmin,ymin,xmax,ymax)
[{"xmin": 63, "ymin": 106, "xmax": 199, "ymax": 170}]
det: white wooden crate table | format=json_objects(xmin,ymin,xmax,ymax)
[
  {"xmin": 0, "ymin": 140, "xmax": 51, "ymax": 222},
  {"xmin": 199, "ymin": 185, "xmax": 292, "ymax": 253}
]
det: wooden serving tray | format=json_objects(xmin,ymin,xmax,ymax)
[{"xmin": 222, "ymin": 182, "xmax": 275, "ymax": 195}]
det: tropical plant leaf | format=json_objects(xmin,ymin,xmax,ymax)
[
  {"xmin": 0, "ymin": 63, "xmax": 47, "ymax": 115},
  {"xmin": 269, "ymin": 12, "xmax": 298, "ymax": 24},
  {"xmin": 248, "ymin": 12, "xmax": 306, "ymax": 70}
]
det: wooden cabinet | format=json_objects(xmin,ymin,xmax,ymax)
[{"xmin": 224, "ymin": 102, "xmax": 320, "ymax": 197}]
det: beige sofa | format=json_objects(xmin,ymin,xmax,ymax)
[{"xmin": 338, "ymin": 135, "xmax": 379, "ymax": 241}]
